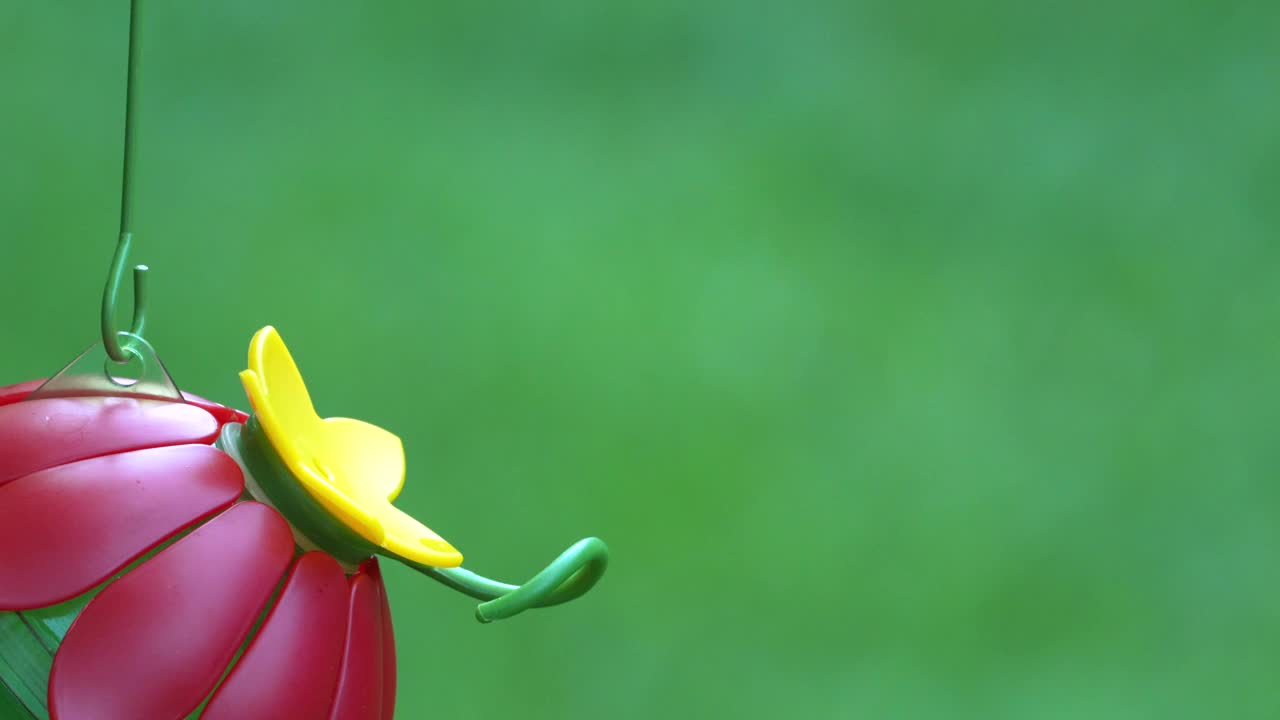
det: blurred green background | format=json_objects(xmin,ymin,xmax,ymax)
[{"xmin": 2, "ymin": 1, "xmax": 1278, "ymax": 718}]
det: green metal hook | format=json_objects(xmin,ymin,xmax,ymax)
[
  {"xmin": 405, "ymin": 537, "xmax": 610, "ymax": 623},
  {"xmin": 101, "ymin": 232, "xmax": 149, "ymax": 363}
]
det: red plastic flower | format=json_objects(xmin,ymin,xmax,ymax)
[{"xmin": 0, "ymin": 328, "xmax": 607, "ymax": 720}]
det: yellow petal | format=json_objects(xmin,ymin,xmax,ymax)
[{"xmin": 240, "ymin": 326, "xmax": 462, "ymax": 567}]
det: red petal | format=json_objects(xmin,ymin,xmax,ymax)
[
  {"xmin": 0, "ymin": 397, "xmax": 219, "ymax": 487},
  {"xmin": 380, "ymin": 599, "xmax": 397, "ymax": 720},
  {"xmin": 49, "ymin": 502, "xmax": 296, "ymax": 720},
  {"xmin": 360, "ymin": 558, "xmax": 398, "ymax": 720},
  {"xmin": 0, "ymin": 378, "xmax": 245, "ymax": 426},
  {"xmin": 0, "ymin": 379, "xmax": 42, "ymax": 407},
  {"xmin": 328, "ymin": 569, "xmax": 385, "ymax": 720},
  {"xmin": 0, "ymin": 381, "xmax": 247, "ymax": 424},
  {"xmin": 203, "ymin": 552, "xmax": 349, "ymax": 720},
  {"xmin": 181, "ymin": 392, "xmax": 249, "ymax": 426},
  {"xmin": 0, "ymin": 445, "xmax": 244, "ymax": 610}
]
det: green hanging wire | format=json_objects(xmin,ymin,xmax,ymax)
[{"xmin": 102, "ymin": 0, "xmax": 149, "ymax": 363}]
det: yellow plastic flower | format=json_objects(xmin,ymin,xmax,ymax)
[{"xmin": 239, "ymin": 326, "xmax": 462, "ymax": 568}]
